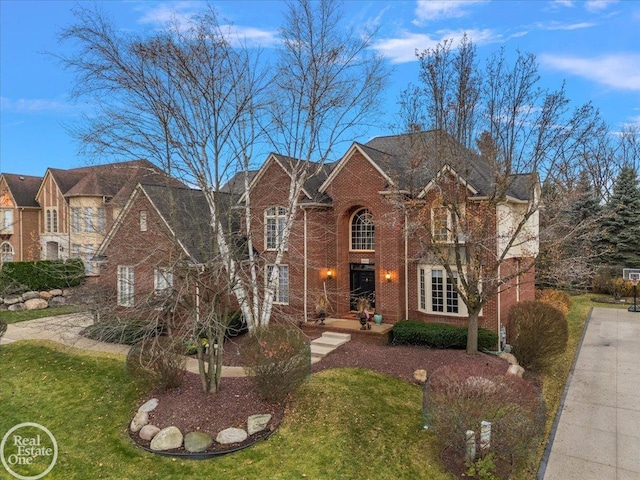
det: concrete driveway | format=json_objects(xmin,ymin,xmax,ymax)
[{"xmin": 540, "ymin": 307, "xmax": 640, "ymax": 480}]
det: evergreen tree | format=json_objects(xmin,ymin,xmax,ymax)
[{"xmin": 599, "ymin": 167, "xmax": 640, "ymax": 267}]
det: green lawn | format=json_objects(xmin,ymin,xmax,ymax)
[
  {"xmin": 0, "ymin": 305, "xmax": 82, "ymax": 324},
  {"xmin": 0, "ymin": 341, "xmax": 453, "ymax": 480}
]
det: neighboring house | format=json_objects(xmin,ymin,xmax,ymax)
[
  {"xmin": 0, "ymin": 173, "xmax": 43, "ymax": 265},
  {"xmin": 34, "ymin": 160, "xmax": 183, "ymax": 275},
  {"xmin": 239, "ymin": 131, "xmax": 538, "ymax": 336}
]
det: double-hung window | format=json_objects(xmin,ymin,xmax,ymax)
[
  {"xmin": 418, "ymin": 266, "xmax": 465, "ymax": 316},
  {"xmin": 266, "ymin": 264, "xmax": 289, "ymax": 304},
  {"xmin": 117, "ymin": 266, "xmax": 134, "ymax": 307},
  {"xmin": 431, "ymin": 206, "xmax": 463, "ymax": 243},
  {"xmin": 154, "ymin": 268, "xmax": 173, "ymax": 294},
  {"xmin": 0, "ymin": 209, "xmax": 13, "ymax": 234},
  {"xmin": 265, "ymin": 206, "xmax": 286, "ymax": 250}
]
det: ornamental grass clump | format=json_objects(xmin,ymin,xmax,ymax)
[
  {"xmin": 242, "ymin": 323, "xmax": 311, "ymax": 403},
  {"xmin": 126, "ymin": 336, "xmax": 186, "ymax": 390},
  {"xmin": 508, "ymin": 301, "xmax": 569, "ymax": 372},
  {"xmin": 424, "ymin": 363, "xmax": 544, "ymax": 479}
]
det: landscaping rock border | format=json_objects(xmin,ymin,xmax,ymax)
[
  {"xmin": 128, "ymin": 398, "xmax": 278, "ymax": 459},
  {"xmin": 0, "ymin": 289, "xmax": 70, "ymax": 312}
]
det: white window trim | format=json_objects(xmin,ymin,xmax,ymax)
[
  {"xmin": 266, "ymin": 264, "xmax": 289, "ymax": 305},
  {"xmin": 350, "ymin": 208, "xmax": 375, "ymax": 252},
  {"xmin": 264, "ymin": 206, "xmax": 287, "ymax": 251},
  {"xmin": 1, "ymin": 241, "xmax": 14, "ymax": 263},
  {"xmin": 0, "ymin": 209, "xmax": 13, "ymax": 234},
  {"xmin": 417, "ymin": 265, "xmax": 468, "ymax": 317},
  {"xmin": 117, "ymin": 265, "xmax": 134, "ymax": 307},
  {"xmin": 140, "ymin": 211, "xmax": 148, "ymax": 232}
]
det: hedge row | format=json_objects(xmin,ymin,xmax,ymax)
[
  {"xmin": 392, "ymin": 320, "xmax": 498, "ymax": 350},
  {"xmin": 1, "ymin": 259, "xmax": 85, "ymax": 291}
]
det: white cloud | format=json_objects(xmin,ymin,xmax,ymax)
[
  {"xmin": 136, "ymin": 1, "xmax": 202, "ymax": 27},
  {"xmin": 413, "ymin": 0, "xmax": 487, "ymax": 24},
  {"xmin": 373, "ymin": 28, "xmax": 499, "ymax": 64},
  {"xmin": 540, "ymin": 53, "xmax": 640, "ymax": 91},
  {"xmin": 585, "ymin": 0, "xmax": 618, "ymax": 13},
  {"xmin": 224, "ymin": 25, "xmax": 280, "ymax": 48},
  {"xmin": 0, "ymin": 96, "xmax": 75, "ymax": 114},
  {"xmin": 552, "ymin": 0, "xmax": 575, "ymax": 7},
  {"xmin": 537, "ymin": 21, "xmax": 596, "ymax": 30}
]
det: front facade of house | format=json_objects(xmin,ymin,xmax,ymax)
[
  {"xmin": 243, "ymin": 132, "xmax": 538, "ymax": 336},
  {"xmin": 95, "ymin": 132, "xmax": 538, "ymax": 340}
]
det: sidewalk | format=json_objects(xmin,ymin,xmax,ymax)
[
  {"xmin": 1, "ymin": 313, "xmax": 246, "ymax": 377},
  {"xmin": 540, "ymin": 307, "xmax": 640, "ymax": 480}
]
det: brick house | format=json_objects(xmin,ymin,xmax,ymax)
[
  {"xmin": 96, "ymin": 183, "xmax": 234, "ymax": 313},
  {"xmin": 34, "ymin": 160, "xmax": 183, "ymax": 275},
  {"xmin": 240, "ymin": 131, "xmax": 538, "ymax": 337},
  {"xmin": 95, "ymin": 131, "xmax": 538, "ymax": 340},
  {"xmin": 0, "ymin": 173, "xmax": 43, "ymax": 265}
]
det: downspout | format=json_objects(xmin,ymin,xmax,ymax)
[
  {"xmin": 19, "ymin": 208, "xmax": 23, "ymax": 261},
  {"xmin": 404, "ymin": 206, "xmax": 409, "ymax": 320},
  {"xmin": 497, "ymin": 263, "xmax": 502, "ymax": 353},
  {"xmin": 303, "ymin": 209, "xmax": 308, "ymax": 322}
]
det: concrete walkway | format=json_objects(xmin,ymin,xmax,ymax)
[
  {"xmin": 0, "ymin": 313, "xmax": 245, "ymax": 377},
  {"xmin": 540, "ymin": 307, "xmax": 640, "ymax": 480}
]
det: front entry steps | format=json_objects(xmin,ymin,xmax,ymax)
[{"xmin": 310, "ymin": 332, "xmax": 351, "ymax": 364}]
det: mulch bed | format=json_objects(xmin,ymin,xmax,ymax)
[{"xmin": 129, "ymin": 332, "xmax": 510, "ymax": 456}]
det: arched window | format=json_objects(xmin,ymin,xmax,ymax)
[
  {"xmin": 351, "ymin": 208, "xmax": 374, "ymax": 251},
  {"xmin": 1, "ymin": 242, "xmax": 14, "ymax": 263}
]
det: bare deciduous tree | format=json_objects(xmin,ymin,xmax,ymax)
[
  {"xmin": 57, "ymin": 1, "xmax": 387, "ymax": 388},
  {"xmin": 395, "ymin": 37, "xmax": 602, "ymax": 354}
]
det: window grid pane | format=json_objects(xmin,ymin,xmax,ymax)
[
  {"xmin": 431, "ymin": 269, "xmax": 444, "ymax": 312},
  {"xmin": 446, "ymin": 274, "xmax": 459, "ymax": 313},
  {"xmin": 266, "ymin": 206, "xmax": 286, "ymax": 250},
  {"xmin": 351, "ymin": 209, "xmax": 374, "ymax": 251},
  {"xmin": 419, "ymin": 268, "xmax": 426, "ymax": 311}
]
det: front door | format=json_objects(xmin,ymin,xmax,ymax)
[
  {"xmin": 46, "ymin": 241, "xmax": 59, "ymax": 260},
  {"xmin": 350, "ymin": 263, "xmax": 375, "ymax": 310}
]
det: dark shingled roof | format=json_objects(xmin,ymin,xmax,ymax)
[
  {"xmin": 50, "ymin": 159, "xmax": 185, "ymax": 206},
  {"xmin": 363, "ymin": 131, "xmax": 534, "ymax": 201},
  {"xmin": 1, "ymin": 174, "xmax": 43, "ymax": 208},
  {"xmin": 140, "ymin": 184, "xmax": 242, "ymax": 264}
]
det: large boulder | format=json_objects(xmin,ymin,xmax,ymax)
[
  {"xmin": 138, "ymin": 398, "xmax": 159, "ymax": 413},
  {"xmin": 150, "ymin": 426, "xmax": 183, "ymax": 451},
  {"xmin": 130, "ymin": 411, "xmax": 149, "ymax": 433},
  {"xmin": 49, "ymin": 289, "xmax": 63, "ymax": 297},
  {"xmin": 8, "ymin": 303, "xmax": 26, "ymax": 312},
  {"xmin": 216, "ymin": 427, "xmax": 247, "ymax": 445},
  {"xmin": 24, "ymin": 298, "xmax": 48, "ymax": 311},
  {"xmin": 184, "ymin": 431, "xmax": 213, "ymax": 453},
  {"xmin": 48, "ymin": 296, "xmax": 66, "ymax": 306},
  {"xmin": 3, "ymin": 295, "xmax": 23, "ymax": 305},
  {"xmin": 139, "ymin": 425, "xmax": 161, "ymax": 441},
  {"xmin": 507, "ymin": 364, "xmax": 525, "ymax": 378},
  {"xmin": 22, "ymin": 291, "xmax": 41, "ymax": 301},
  {"xmin": 39, "ymin": 291, "xmax": 53, "ymax": 300},
  {"xmin": 247, "ymin": 414, "xmax": 272, "ymax": 435}
]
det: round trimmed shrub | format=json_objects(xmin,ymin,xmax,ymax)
[
  {"xmin": 508, "ymin": 301, "xmax": 568, "ymax": 372},
  {"xmin": 242, "ymin": 323, "xmax": 310, "ymax": 403}
]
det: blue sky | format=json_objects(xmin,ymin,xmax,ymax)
[{"xmin": 1, "ymin": 0, "xmax": 639, "ymax": 177}]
